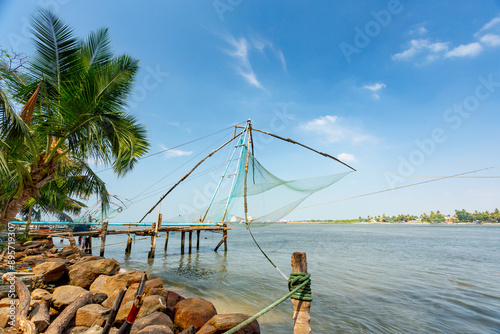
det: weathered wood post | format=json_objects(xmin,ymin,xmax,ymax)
[
  {"xmin": 125, "ymin": 227, "xmax": 132, "ymax": 255},
  {"xmin": 148, "ymin": 211, "xmax": 162, "ymax": 259},
  {"xmin": 196, "ymin": 230, "xmax": 200, "ymax": 251},
  {"xmin": 67, "ymin": 233, "xmax": 80, "ymax": 260},
  {"xmin": 85, "ymin": 236, "xmax": 92, "ymax": 255},
  {"xmin": 291, "ymin": 252, "xmax": 311, "ymax": 334},
  {"xmin": 180, "ymin": 232, "xmax": 186, "ymax": 255},
  {"xmin": 164, "ymin": 231, "xmax": 170, "ymax": 253},
  {"xmin": 100, "ymin": 221, "xmax": 109, "ymax": 257},
  {"xmin": 223, "ymin": 223, "xmax": 228, "ymax": 251},
  {"xmin": 188, "ymin": 231, "xmax": 193, "ymax": 254}
]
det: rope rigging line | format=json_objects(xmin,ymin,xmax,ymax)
[{"xmin": 253, "ymin": 165, "xmax": 500, "ymax": 221}]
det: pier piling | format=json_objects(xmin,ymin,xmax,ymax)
[
  {"xmin": 188, "ymin": 231, "xmax": 192, "ymax": 253},
  {"xmin": 181, "ymin": 232, "xmax": 185, "ymax": 255},
  {"xmin": 100, "ymin": 221, "xmax": 108, "ymax": 257},
  {"xmin": 164, "ymin": 231, "xmax": 169, "ymax": 252},
  {"xmin": 196, "ymin": 230, "xmax": 200, "ymax": 251},
  {"xmin": 125, "ymin": 227, "xmax": 132, "ymax": 255}
]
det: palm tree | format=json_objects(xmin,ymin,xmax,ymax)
[{"xmin": 0, "ymin": 10, "xmax": 149, "ymax": 230}]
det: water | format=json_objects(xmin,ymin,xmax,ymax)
[{"xmin": 94, "ymin": 224, "xmax": 500, "ymax": 333}]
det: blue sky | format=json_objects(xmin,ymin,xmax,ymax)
[{"xmin": 1, "ymin": 1, "xmax": 500, "ymax": 222}]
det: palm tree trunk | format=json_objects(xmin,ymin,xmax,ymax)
[{"xmin": 0, "ymin": 189, "xmax": 36, "ymax": 231}]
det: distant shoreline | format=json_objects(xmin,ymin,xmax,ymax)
[{"xmin": 287, "ymin": 221, "xmax": 499, "ymax": 225}]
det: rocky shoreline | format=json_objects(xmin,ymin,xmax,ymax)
[{"xmin": 0, "ymin": 238, "xmax": 260, "ymax": 334}]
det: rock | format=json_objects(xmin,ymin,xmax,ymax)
[
  {"xmin": 29, "ymin": 300, "xmax": 50, "ymax": 332},
  {"xmin": 13, "ymin": 251, "xmax": 25, "ymax": 261},
  {"xmin": 51, "ymin": 285, "xmax": 90, "ymax": 310},
  {"xmin": 75, "ymin": 304, "xmax": 110, "ymax": 327},
  {"xmin": 63, "ymin": 326, "xmax": 90, "ymax": 334},
  {"xmin": 136, "ymin": 325, "xmax": 173, "ymax": 334},
  {"xmin": 59, "ymin": 247, "xmax": 75, "ymax": 258},
  {"xmin": 49, "ymin": 307, "xmax": 60, "ymax": 319},
  {"xmin": 0, "ymin": 307, "xmax": 11, "ymax": 328},
  {"xmin": 173, "ymin": 298, "xmax": 217, "ymax": 331},
  {"xmin": 48, "ymin": 258, "xmax": 70, "ymax": 264},
  {"xmin": 165, "ymin": 291, "xmax": 184, "ymax": 319},
  {"xmin": 178, "ymin": 325, "xmax": 196, "ymax": 334},
  {"xmin": 130, "ymin": 278, "xmax": 163, "ymax": 291},
  {"xmin": 0, "ymin": 299, "xmax": 18, "ymax": 308},
  {"xmin": 115, "ymin": 295, "xmax": 167, "ymax": 324},
  {"xmin": 130, "ymin": 312, "xmax": 173, "ymax": 334},
  {"xmin": 197, "ymin": 314, "xmax": 260, "ymax": 334},
  {"xmin": 22, "ymin": 240, "xmax": 52, "ymax": 250},
  {"xmin": 69, "ymin": 259, "xmax": 120, "ymax": 288},
  {"xmin": 33, "ymin": 261, "xmax": 67, "ymax": 282},
  {"xmin": 20, "ymin": 275, "xmax": 44, "ymax": 291},
  {"xmin": 146, "ymin": 288, "xmax": 168, "ymax": 299},
  {"xmin": 90, "ymin": 293, "xmax": 108, "ymax": 305},
  {"xmin": 89, "ymin": 270, "xmax": 142, "ymax": 296},
  {"xmin": 31, "ymin": 288, "xmax": 52, "ymax": 302},
  {"xmin": 79, "ymin": 324, "xmax": 104, "ymax": 334},
  {"xmin": 21, "ymin": 255, "xmax": 44, "ymax": 265},
  {"xmin": 2, "ymin": 328, "xmax": 21, "ymax": 334}
]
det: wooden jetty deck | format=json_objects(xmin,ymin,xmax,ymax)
[{"xmin": 28, "ymin": 220, "xmax": 230, "ymax": 259}]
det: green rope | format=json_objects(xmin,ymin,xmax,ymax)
[
  {"xmin": 223, "ymin": 276, "xmax": 311, "ymax": 334},
  {"xmin": 288, "ymin": 272, "xmax": 312, "ymax": 301}
]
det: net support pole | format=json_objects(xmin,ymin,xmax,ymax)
[
  {"xmin": 196, "ymin": 230, "xmax": 200, "ymax": 251},
  {"xmin": 291, "ymin": 252, "xmax": 311, "ymax": 334},
  {"xmin": 148, "ymin": 209, "xmax": 162, "ymax": 260},
  {"xmin": 99, "ymin": 221, "xmax": 109, "ymax": 257},
  {"xmin": 188, "ymin": 231, "xmax": 192, "ymax": 254},
  {"xmin": 243, "ymin": 121, "xmax": 253, "ymax": 227}
]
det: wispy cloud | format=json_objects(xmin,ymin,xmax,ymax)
[
  {"xmin": 393, "ymin": 16, "xmax": 500, "ymax": 65},
  {"xmin": 337, "ymin": 152, "xmax": 357, "ymax": 163},
  {"xmin": 363, "ymin": 82, "xmax": 386, "ymax": 100},
  {"xmin": 223, "ymin": 34, "xmax": 287, "ymax": 88},
  {"xmin": 445, "ymin": 42, "xmax": 482, "ymax": 58},
  {"xmin": 300, "ymin": 115, "xmax": 375, "ymax": 144},
  {"xmin": 160, "ymin": 145, "xmax": 193, "ymax": 159}
]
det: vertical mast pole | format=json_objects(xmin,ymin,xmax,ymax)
[{"xmin": 243, "ymin": 120, "xmax": 253, "ymax": 228}]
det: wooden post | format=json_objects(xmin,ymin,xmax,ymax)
[
  {"xmin": 125, "ymin": 227, "xmax": 132, "ymax": 255},
  {"xmin": 148, "ymin": 212, "xmax": 162, "ymax": 259},
  {"xmin": 188, "ymin": 231, "xmax": 192, "ymax": 253},
  {"xmin": 180, "ymin": 232, "xmax": 185, "ymax": 255},
  {"xmin": 67, "ymin": 233, "xmax": 80, "ymax": 260},
  {"xmin": 223, "ymin": 223, "xmax": 228, "ymax": 252},
  {"xmin": 100, "ymin": 221, "xmax": 109, "ymax": 257},
  {"xmin": 164, "ymin": 231, "xmax": 170, "ymax": 252},
  {"xmin": 84, "ymin": 236, "xmax": 92, "ymax": 255},
  {"xmin": 196, "ymin": 230, "xmax": 200, "ymax": 251},
  {"xmin": 291, "ymin": 252, "xmax": 311, "ymax": 334},
  {"xmin": 214, "ymin": 235, "xmax": 227, "ymax": 252}
]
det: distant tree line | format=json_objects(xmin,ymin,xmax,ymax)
[{"xmin": 309, "ymin": 208, "xmax": 500, "ymax": 223}]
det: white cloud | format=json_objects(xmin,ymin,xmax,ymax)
[
  {"xmin": 223, "ymin": 34, "xmax": 287, "ymax": 88},
  {"xmin": 476, "ymin": 17, "xmax": 500, "ymax": 36},
  {"xmin": 337, "ymin": 153, "xmax": 357, "ymax": 163},
  {"xmin": 160, "ymin": 146, "xmax": 193, "ymax": 159},
  {"xmin": 480, "ymin": 33, "xmax": 500, "ymax": 47},
  {"xmin": 300, "ymin": 115, "xmax": 375, "ymax": 144},
  {"xmin": 445, "ymin": 42, "xmax": 482, "ymax": 58},
  {"xmin": 392, "ymin": 39, "xmax": 448, "ymax": 63},
  {"xmin": 363, "ymin": 82, "xmax": 386, "ymax": 99}
]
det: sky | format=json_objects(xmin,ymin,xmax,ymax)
[{"xmin": 1, "ymin": 0, "xmax": 500, "ymax": 222}]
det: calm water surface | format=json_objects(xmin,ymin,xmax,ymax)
[{"xmin": 98, "ymin": 224, "xmax": 500, "ymax": 333}]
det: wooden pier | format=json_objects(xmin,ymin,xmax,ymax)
[{"xmin": 29, "ymin": 223, "xmax": 230, "ymax": 259}]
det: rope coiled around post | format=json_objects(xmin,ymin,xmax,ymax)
[{"xmin": 288, "ymin": 272, "xmax": 312, "ymax": 301}]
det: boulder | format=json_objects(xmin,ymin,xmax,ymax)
[
  {"xmin": 136, "ymin": 325, "xmax": 173, "ymax": 334},
  {"xmin": 63, "ymin": 326, "xmax": 90, "ymax": 334},
  {"xmin": 90, "ymin": 293, "xmax": 108, "ymax": 305},
  {"xmin": 146, "ymin": 288, "xmax": 168, "ymax": 299},
  {"xmin": 79, "ymin": 325, "xmax": 104, "ymax": 334},
  {"xmin": 0, "ymin": 307, "xmax": 11, "ymax": 328},
  {"xmin": 130, "ymin": 312, "xmax": 173, "ymax": 334},
  {"xmin": 164, "ymin": 291, "xmax": 184, "ymax": 319},
  {"xmin": 69, "ymin": 259, "xmax": 120, "ymax": 288},
  {"xmin": 22, "ymin": 240, "xmax": 52, "ymax": 250},
  {"xmin": 102, "ymin": 275, "xmax": 156, "ymax": 308},
  {"xmin": 75, "ymin": 304, "xmax": 110, "ymax": 327},
  {"xmin": 178, "ymin": 325, "xmax": 196, "ymax": 334},
  {"xmin": 51, "ymin": 285, "xmax": 90, "ymax": 310},
  {"xmin": 48, "ymin": 258, "xmax": 70, "ymax": 264},
  {"xmin": 115, "ymin": 295, "xmax": 167, "ymax": 324},
  {"xmin": 33, "ymin": 261, "xmax": 67, "ymax": 282},
  {"xmin": 21, "ymin": 255, "xmax": 44, "ymax": 265},
  {"xmin": 173, "ymin": 298, "xmax": 217, "ymax": 331},
  {"xmin": 130, "ymin": 278, "xmax": 163, "ymax": 291},
  {"xmin": 59, "ymin": 247, "xmax": 75, "ymax": 258},
  {"xmin": 28, "ymin": 300, "xmax": 50, "ymax": 332},
  {"xmin": 197, "ymin": 314, "xmax": 260, "ymax": 334},
  {"xmin": 89, "ymin": 270, "xmax": 142, "ymax": 296},
  {"xmin": 31, "ymin": 288, "xmax": 52, "ymax": 303}
]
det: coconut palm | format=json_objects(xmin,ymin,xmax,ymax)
[{"xmin": 0, "ymin": 9, "xmax": 149, "ymax": 230}]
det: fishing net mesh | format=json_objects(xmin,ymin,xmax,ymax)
[{"xmin": 164, "ymin": 145, "xmax": 351, "ymax": 226}]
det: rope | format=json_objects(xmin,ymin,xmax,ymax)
[
  {"xmin": 247, "ymin": 224, "xmax": 289, "ymax": 281},
  {"xmin": 223, "ymin": 276, "xmax": 311, "ymax": 334},
  {"xmin": 288, "ymin": 272, "xmax": 312, "ymax": 301}
]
